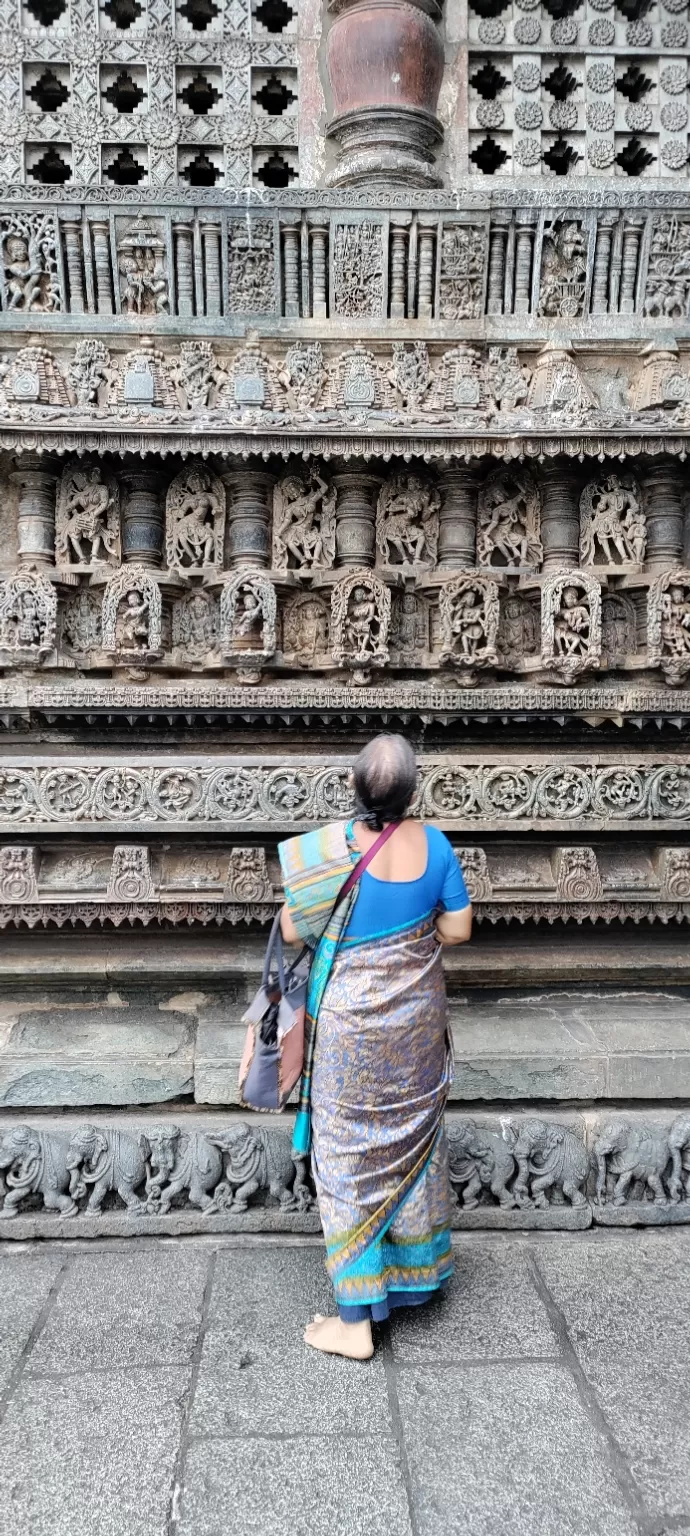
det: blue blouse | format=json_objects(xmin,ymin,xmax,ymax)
[{"xmin": 344, "ymin": 824, "xmax": 470, "ymax": 944}]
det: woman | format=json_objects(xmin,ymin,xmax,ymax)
[{"xmin": 279, "ymin": 733, "xmax": 471, "ymax": 1361}]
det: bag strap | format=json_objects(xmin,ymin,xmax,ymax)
[
  {"xmin": 261, "ymin": 910, "xmax": 283, "ymax": 991},
  {"xmin": 277, "ymin": 820, "xmax": 402, "ymax": 988},
  {"xmin": 334, "ymin": 820, "xmax": 401, "ymax": 909}
]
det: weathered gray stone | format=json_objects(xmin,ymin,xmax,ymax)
[
  {"xmin": 576, "ymin": 1357, "xmax": 690, "ymax": 1521},
  {"xmin": 390, "ymin": 1246, "xmax": 559, "ymax": 1363},
  {"xmin": 0, "ymin": 1368, "xmax": 189, "ymax": 1536},
  {"xmin": 0, "ymin": 1007, "xmax": 195, "ymax": 1107},
  {"xmin": 533, "ymin": 1231, "xmax": 690, "ymax": 1366},
  {"xmin": 396, "ymin": 1363, "xmax": 639, "ymax": 1536},
  {"xmin": 178, "ymin": 1437, "xmax": 413, "ymax": 1536},
  {"xmin": 0, "ymin": 1251, "xmax": 63, "ymax": 1394}
]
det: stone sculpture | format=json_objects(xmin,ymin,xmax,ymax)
[
  {"xmin": 56, "ymin": 465, "xmax": 120, "ymax": 568},
  {"xmin": 224, "ymin": 847, "xmax": 273, "ymax": 903},
  {"xmin": 145, "ymin": 1125, "xmax": 223, "ymax": 1214},
  {"xmin": 220, "ymin": 572, "xmax": 277, "ymax": 663},
  {"xmin": 376, "ymin": 473, "xmax": 440, "ymax": 570},
  {"xmin": 172, "ymin": 591, "xmax": 219, "ymax": 664},
  {"xmin": 0, "ymin": 847, "xmax": 39, "ymax": 901},
  {"xmin": 668, "ymin": 1115, "xmax": 690, "ymax": 1203},
  {"xmin": 439, "ymin": 576, "xmax": 499, "ymax": 669},
  {"xmin": 107, "ymin": 846, "xmax": 155, "ymax": 901},
  {"xmin": 447, "ymin": 1120, "xmax": 517, "ymax": 1209},
  {"xmin": 165, "ymin": 466, "xmax": 225, "ymax": 573},
  {"xmin": 66, "ymin": 1124, "xmax": 148, "ymax": 1214},
  {"xmin": 331, "ymin": 571, "xmax": 391, "ymax": 674},
  {"xmin": 579, "ymin": 475, "xmax": 645, "ymax": 568},
  {"xmin": 648, "ymin": 570, "xmax": 690, "ymax": 685},
  {"xmin": 476, "ymin": 468, "xmax": 542, "ymax": 569},
  {"xmin": 542, "ymin": 573, "xmax": 601, "ymax": 683},
  {"xmin": 117, "ymin": 218, "xmax": 169, "ymax": 317},
  {"xmin": 209, "ymin": 1124, "xmax": 312, "ymax": 1212},
  {"xmin": 272, "ymin": 467, "xmax": 336, "ymax": 573},
  {"xmin": 0, "ymin": 1125, "xmax": 77, "ymax": 1219},
  {"xmin": 0, "ymin": 572, "xmax": 57, "ymax": 659},
  {"xmin": 282, "ymin": 593, "xmax": 330, "ymax": 660},
  {"xmin": 0, "ymin": 213, "xmax": 60, "ymax": 313},
  {"xmin": 594, "ymin": 1119, "xmax": 671, "ymax": 1207},
  {"xmin": 507, "ymin": 1119, "xmax": 590, "ymax": 1208},
  {"xmin": 102, "ymin": 568, "xmax": 162, "ymax": 657},
  {"xmin": 68, "ymin": 340, "xmax": 118, "ymax": 408}
]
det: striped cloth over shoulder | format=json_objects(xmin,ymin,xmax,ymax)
[{"xmin": 278, "ymin": 819, "xmax": 357, "ymax": 947}]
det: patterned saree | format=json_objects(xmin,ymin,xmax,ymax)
[{"xmin": 279, "ymin": 819, "xmax": 453, "ymax": 1321}]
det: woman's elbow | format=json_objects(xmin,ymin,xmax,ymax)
[{"xmin": 436, "ymin": 906, "xmax": 473, "ymax": 945}]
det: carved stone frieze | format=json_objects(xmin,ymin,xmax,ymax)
[
  {"xmin": 541, "ymin": 571, "xmax": 601, "ymax": 683},
  {"xmin": 476, "ymin": 468, "xmax": 542, "ymax": 571},
  {"xmin": 101, "ymin": 566, "xmax": 163, "ymax": 657},
  {"xmin": 331, "ymin": 571, "xmax": 391, "ymax": 674},
  {"xmin": 579, "ymin": 475, "xmax": 645, "ymax": 569},
  {"xmin": 165, "ymin": 466, "xmax": 225, "ymax": 574},
  {"xmin": 272, "ymin": 467, "xmax": 336, "ymax": 574},
  {"xmin": 439, "ymin": 575, "xmax": 500, "ymax": 670},
  {"xmin": 648, "ymin": 569, "xmax": 690, "ymax": 685},
  {"xmin": 56, "ymin": 464, "xmax": 120, "ymax": 571}
]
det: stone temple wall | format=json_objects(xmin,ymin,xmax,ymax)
[{"xmin": 0, "ymin": 0, "xmax": 690, "ymax": 1233}]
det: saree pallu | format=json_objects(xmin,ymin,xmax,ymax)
[{"xmin": 311, "ymin": 917, "xmax": 453, "ymax": 1320}]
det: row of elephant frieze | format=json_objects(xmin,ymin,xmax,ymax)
[
  {"xmin": 2, "ymin": 1113, "xmax": 690, "ymax": 1230},
  {"xmin": 2, "ymin": 336, "xmax": 690, "ymax": 433},
  {"xmin": 2, "ymin": 560, "xmax": 690, "ymax": 685}
]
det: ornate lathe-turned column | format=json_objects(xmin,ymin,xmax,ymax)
[
  {"xmin": 539, "ymin": 462, "xmax": 581, "ymax": 571},
  {"xmin": 121, "ymin": 470, "xmax": 164, "ymax": 565},
  {"xmin": 331, "ymin": 463, "xmax": 382, "ymax": 567},
  {"xmin": 437, "ymin": 465, "xmax": 480, "ymax": 569},
  {"xmin": 10, "ymin": 454, "xmax": 59, "ymax": 567},
  {"xmin": 325, "ymin": 0, "xmax": 444, "ymax": 186},
  {"xmin": 221, "ymin": 467, "xmax": 275, "ymax": 568},
  {"xmin": 641, "ymin": 460, "xmax": 684, "ymax": 570}
]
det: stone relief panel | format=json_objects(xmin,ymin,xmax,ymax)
[
  {"xmin": 553, "ymin": 845, "xmax": 603, "ymax": 901},
  {"xmin": 223, "ymin": 846, "xmax": 272, "ymax": 902},
  {"xmin": 281, "ymin": 593, "xmax": 330, "ymax": 662},
  {"xmin": 389, "ymin": 591, "xmax": 430, "ymax": 664},
  {"xmin": 56, "ymin": 464, "xmax": 120, "ymax": 570},
  {"xmin": 497, "ymin": 593, "xmax": 540, "ymax": 663},
  {"xmin": 60, "ymin": 589, "xmax": 102, "ymax": 657},
  {"xmin": 541, "ymin": 572, "xmax": 601, "ymax": 683},
  {"xmin": 331, "ymin": 220, "xmax": 384, "ymax": 320},
  {"xmin": 601, "ymin": 593, "xmax": 637, "ymax": 665},
  {"xmin": 437, "ymin": 224, "xmax": 486, "ymax": 320},
  {"xmin": 107, "ymin": 845, "xmax": 155, "ymax": 901},
  {"xmin": 171, "ymin": 590, "xmax": 219, "ymax": 664},
  {"xmin": 579, "ymin": 474, "xmax": 645, "ymax": 569},
  {"xmin": 439, "ymin": 576, "xmax": 500, "ymax": 670},
  {"xmin": 456, "ymin": 846, "xmax": 492, "ymax": 902},
  {"xmin": 648, "ymin": 569, "xmax": 690, "ymax": 685},
  {"xmin": 658, "ymin": 847, "xmax": 690, "ymax": 900},
  {"xmin": 538, "ymin": 220, "xmax": 588, "ymax": 320},
  {"xmin": 227, "ymin": 218, "xmax": 277, "ymax": 314},
  {"xmin": 117, "ymin": 218, "xmax": 169, "ymax": 317},
  {"xmin": 220, "ymin": 570, "xmax": 277, "ymax": 662},
  {"xmin": 102, "ymin": 566, "xmax": 163, "ymax": 656},
  {"xmin": 0, "ymin": 572, "xmax": 57, "ymax": 661},
  {"xmin": 0, "ymin": 212, "xmax": 61, "ymax": 313},
  {"xmin": 644, "ymin": 217, "xmax": 690, "ymax": 321},
  {"xmin": 272, "ymin": 467, "xmax": 336, "ymax": 575},
  {"xmin": 376, "ymin": 473, "xmax": 440, "ymax": 573},
  {"xmin": 331, "ymin": 571, "xmax": 391, "ymax": 674},
  {"xmin": 476, "ymin": 468, "xmax": 542, "ymax": 571},
  {"xmin": 165, "ymin": 466, "xmax": 225, "ymax": 574},
  {"xmin": 68, "ymin": 342, "xmax": 119, "ymax": 409},
  {"xmin": 0, "ymin": 846, "xmax": 38, "ymax": 902}
]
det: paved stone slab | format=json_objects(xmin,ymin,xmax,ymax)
[
  {"xmin": 27, "ymin": 1247, "xmax": 209, "ymax": 1373},
  {"xmin": 532, "ymin": 1231, "xmax": 690, "ymax": 1364},
  {"xmin": 577, "ymin": 1356, "xmax": 690, "ymax": 1521},
  {"xmin": 0, "ymin": 1366, "xmax": 189, "ymax": 1536},
  {"xmin": 190, "ymin": 1246, "xmax": 391, "ymax": 1435},
  {"xmin": 390, "ymin": 1245, "xmax": 560, "ymax": 1363},
  {"xmin": 396, "ymin": 1362, "xmax": 639, "ymax": 1536},
  {"xmin": 179, "ymin": 1437, "xmax": 413, "ymax": 1536},
  {"xmin": 0, "ymin": 1251, "xmax": 63, "ymax": 1396}
]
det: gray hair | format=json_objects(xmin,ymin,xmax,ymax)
[{"xmin": 352, "ymin": 734, "xmax": 417, "ymax": 831}]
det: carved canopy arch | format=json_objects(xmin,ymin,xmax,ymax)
[{"xmin": 102, "ymin": 564, "xmax": 163, "ymax": 654}]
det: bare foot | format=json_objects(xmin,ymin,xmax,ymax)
[{"xmin": 304, "ymin": 1315, "xmax": 374, "ymax": 1360}]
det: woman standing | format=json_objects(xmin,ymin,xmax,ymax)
[{"xmin": 279, "ymin": 734, "xmax": 472, "ymax": 1360}]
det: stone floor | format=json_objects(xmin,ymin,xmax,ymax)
[{"xmin": 0, "ymin": 1230, "xmax": 688, "ymax": 1536}]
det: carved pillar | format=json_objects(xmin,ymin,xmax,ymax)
[
  {"xmin": 282, "ymin": 218, "xmax": 301, "ymax": 318},
  {"xmin": 437, "ymin": 465, "xmax": 479, "ymax": 569},
  {"xmin": 513, "ymin": 210, "xmax": 536, "ymax": 316},
  {"xmin": 619, "ymin": 214, "xmax": 645, "ymax": 315},
  {"xmin": 201, "ymin": 222, "xmax": 222, "ymax": 317},
  {"xmin": 389, "ymin": 216, "xmax": 411, "ymax": 319},
  {"xmin": 62, "ymin": 220, "xmax": 85, "ymax": 314},
  {"xmin": 539, "ymin": 463, "xmax": 581, "ymax": 571},
  {"xmin": 590, "ymin": 213, "xmax": 617, "ymax": 316},
  {"xmin": 173, "ymin": 221, "xmax": 195, "ymax": 317},
  {"xmin": 642, "ymin": 462, "xmax": 684, "ymax": 570},
  {"xmin": 331, "ymin": 465, "xmax": 381, "ymax": 567},
  {"xmin": 10, "ymin": 455, "xmax": 58, "ymax": 567},
  {"xmin": 121, "ymin": 471, "xmax": 164, "ymax": 566},
  {"xmin": 91, "ymin": 219, "xmax": 113, "ymax": 315},
  {"xmin": 416, "ymin": 217, "xmax": 436, "ymax": 319},
  {"xmin": 308, "ymin": 220, "xmax": 328, "ymax": 319},
  {"xmin": 325, "ymin": 0, "xmax": 444, "ymax": 187},
  {"xmin": 486, "ymin": 213, "xmax": 510, "ymax": 316},
  {"xmin": 222, "ymin": 469, "xmax": 274, "ymax": 568}
]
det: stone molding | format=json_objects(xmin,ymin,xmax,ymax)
[{"xmin": 1, "ymin": 1110, "xmax": 690, "ymax": 1234}]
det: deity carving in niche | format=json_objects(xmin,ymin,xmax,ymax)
[
  {"xmin": 541, "ymin": 572, "xmax": 601, "ymax": 683},
  {"xmin": 220, "ymin": 572, "xmax": 277, "ymax": 659},
  {"xmin": 390, "ymin": 592, "xmax": 429, "ymax": 661},
  {"xmin": 56, "ymin": 465, "xmax": 120, "ymax": 569},
  {"xmin": 168, "ymin": 342, "xmax": 225, "ymax": 412},
  {"xmin": 172, "ymin": 591, "xmax": 219, "ymax": 663},
  {"xmin": 538, "ymin": 221, "xmax": 588, "ymax": 320},
  {"xmin": 61, "ymin": 590, "xmax": 102, "ymax": 656},
  {"xmin": 433, "ymin": 344, "xmax": 486, "ymax": 413},
  {"xmin": 282, "ymin": 593, "xmax": 330, "ymax": 660},
  {"xmin": 0, "ymin": 213, "xmax": 60, "ymax": 313},
  {"xmin": 68, "ymin": 340, "xmax": 118, "ymax": 408},
  {"xmin": 648, "ymin": 570, "xmax": 690, "ymax": 684},
  {"xmin": 477, "ymin": 468, "xmax": 542, "ymax": 570},
  {"xmin": 332, "ymin": 572, "xmax": 390, "ymax": 672},
  {"xmin": 117, "ymin": 220, "xmax": 169, "ymax": 317},
  {"xmin": 0, "ymin": 572, "xmax": 57, "ymax": 659},
  {"xmin": 102, "ymin": 567, "xmax": 162, "ymax": 656},
  {"xmin": 376, "ymin": 474, "xmax": 440, "ymax": 571},
  {"xmin": 165, "ymin": 467, "xmax": 225, "ymax": 574},
  {"xmin": 279, "ymin": 343, "xmax": 327, "ymax": 412},
  {"xmin": 527, "ymin": 343, "xmax": 599, "ymax": 419},
  {"xmin": 439, "ymin": 577, "xmax": 499, "ymax": 669},
  {"xmin": 497, "ymin": 594, "xmax": 540, "ymax": 661},
  {"xmin": 388, "ymin": 343, "xmax": 433, "ymax": 411},
  {"xmin": 487, "ymin": 347, "xmax": 530, "ymax": 413},
  {"xmin": 601, "ymin": 593, "xmax": 637, "ymax": 664},
  {"xmin": 579, "ymin": 475, "xmax": 645, "ymax": 568},
  {"xmin": 272, "ymin": 467, "xmax": 336, "ymax": 573}
]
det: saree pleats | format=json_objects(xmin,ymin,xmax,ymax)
[{"xmin": 310, "ymin": 918, "xmax": 453, "ymax": 1314}]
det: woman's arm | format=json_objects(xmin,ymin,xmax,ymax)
[
  {"xmin": 279, "ymin": 900, "xmax": 300, "ymax": 944},
  {"xmin": 435, "ymin": 905, "xmax": 473, "ymax": 946}
]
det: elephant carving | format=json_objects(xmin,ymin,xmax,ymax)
[
  {"xmin": 668, "ymin": 1114, "xmax": 690, "ymax": 1204},
  {"xmin": 0, "ymin": 1125, "xmax": 78, "ymax": 1219},
  {"xmin": 594, "ymin": 1119, "xmax": 671, "ymax": 1207},
  {"xmin": 208, "ymin": 1123, "xmax": 312, "ymax": 1213},
  {"xmin": 447, "ymin": 1120, "xmax": 517, "ymax": 1210},
  {"xmin": 507, "ymin": 1119, "xmax": 590, "ymax": 1208},
  {"xmin": 145, "ymin": 1124, "xmax": 223, "ymax": 1214},
  {"xmin": 66, "ymin": 1123, "xmax": 148, "ymax": 1214}
]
